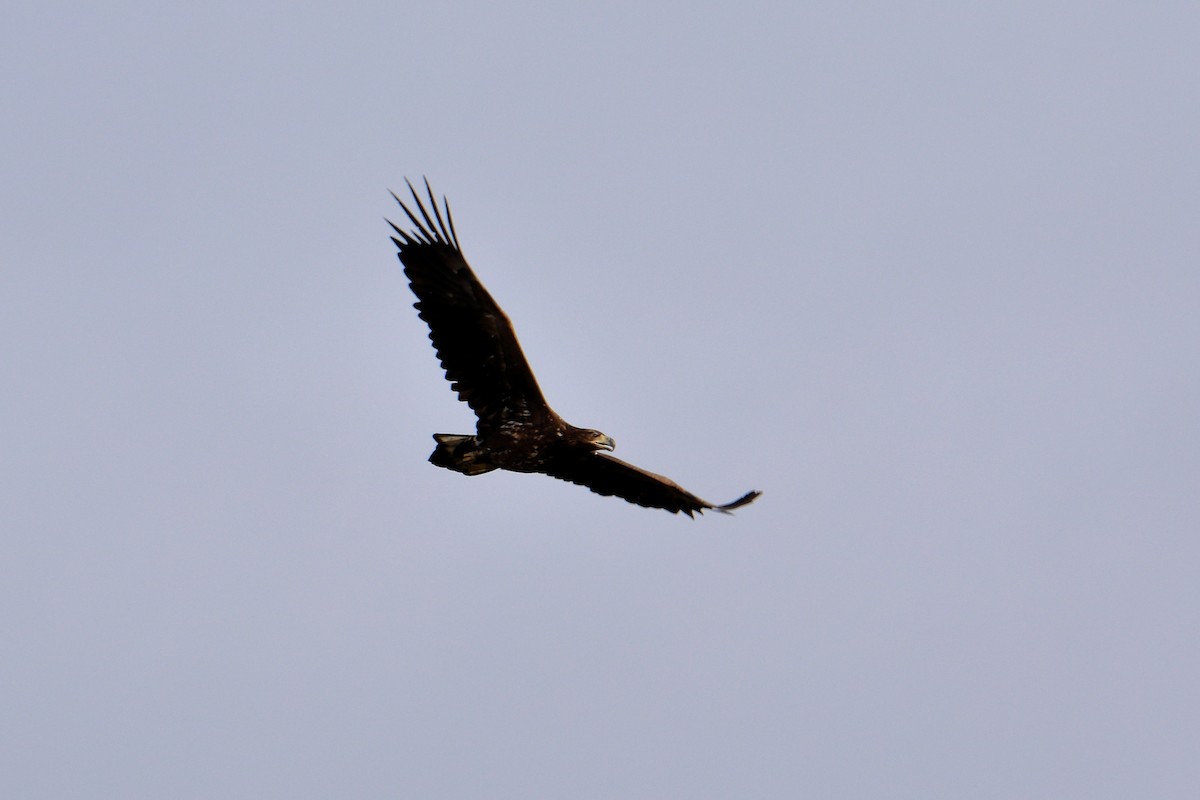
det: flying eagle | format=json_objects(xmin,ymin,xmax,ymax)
[{"xmin": 388, "ymin": 179, "xmax": 761, "ymax": 517}]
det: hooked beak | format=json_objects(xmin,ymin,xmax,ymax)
[{"xmin": 593, "ymin": 434, "xmax": 615, "ymax": 452}]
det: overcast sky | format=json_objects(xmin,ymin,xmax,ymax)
[{"xmin": 4, "ymin": 2, "xmax": 1199, "ymax": 798}]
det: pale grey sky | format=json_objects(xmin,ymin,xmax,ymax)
[{"xmin": 3, "ymin": 2, "xmax": 1199, "ymax": 798}]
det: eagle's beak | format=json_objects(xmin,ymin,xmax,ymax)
[{"xmin": 594, "ymin": 434, "xmax": 616, "ymax": 452}]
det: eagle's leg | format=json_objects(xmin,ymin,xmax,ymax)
[{"xmin": 429, "ymin": 434, "xmax": 497, "ymax": 476}]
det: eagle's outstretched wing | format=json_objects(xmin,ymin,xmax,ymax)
[
  {"xmin": 388, "ymin": 179, "xmax": 551, "ymax": 426},
  {"xmin": 542, "ymin": 452, "xmax": 762, "ymax": 517}
]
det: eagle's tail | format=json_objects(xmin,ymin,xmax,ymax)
[{"xmin": 429, "ymin": 434, "xmax": 497, "ymax": 476}]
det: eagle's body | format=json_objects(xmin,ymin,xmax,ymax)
[{"xmin": 389, "ymin": 179, "xmax": 760, "ymax": 516}]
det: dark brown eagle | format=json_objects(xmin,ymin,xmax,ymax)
[{"xmin": 388, "ymin": 179, "xmax": 761, "ymax": 517}]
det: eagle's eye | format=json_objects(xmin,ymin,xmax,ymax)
[{"xmin": 590, "ymin": 431, "xmax": 616, "ymax": 452}]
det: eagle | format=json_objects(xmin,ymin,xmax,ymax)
[{"xmin": 388, "ymin": 179, "xmax": 761, "ymax": 517}]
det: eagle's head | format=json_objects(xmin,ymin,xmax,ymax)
[{"xmin": 577, "ymin": 428, "xmax": 615, "ymax": 452}]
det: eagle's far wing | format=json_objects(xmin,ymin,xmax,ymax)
[
  {"xmin": 389, "ymin": 180, "xmax": 551, "ymax": 425},
  {"xmin": 542, "ymin": 452, "xmax": 761, "ymax": 517}
]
